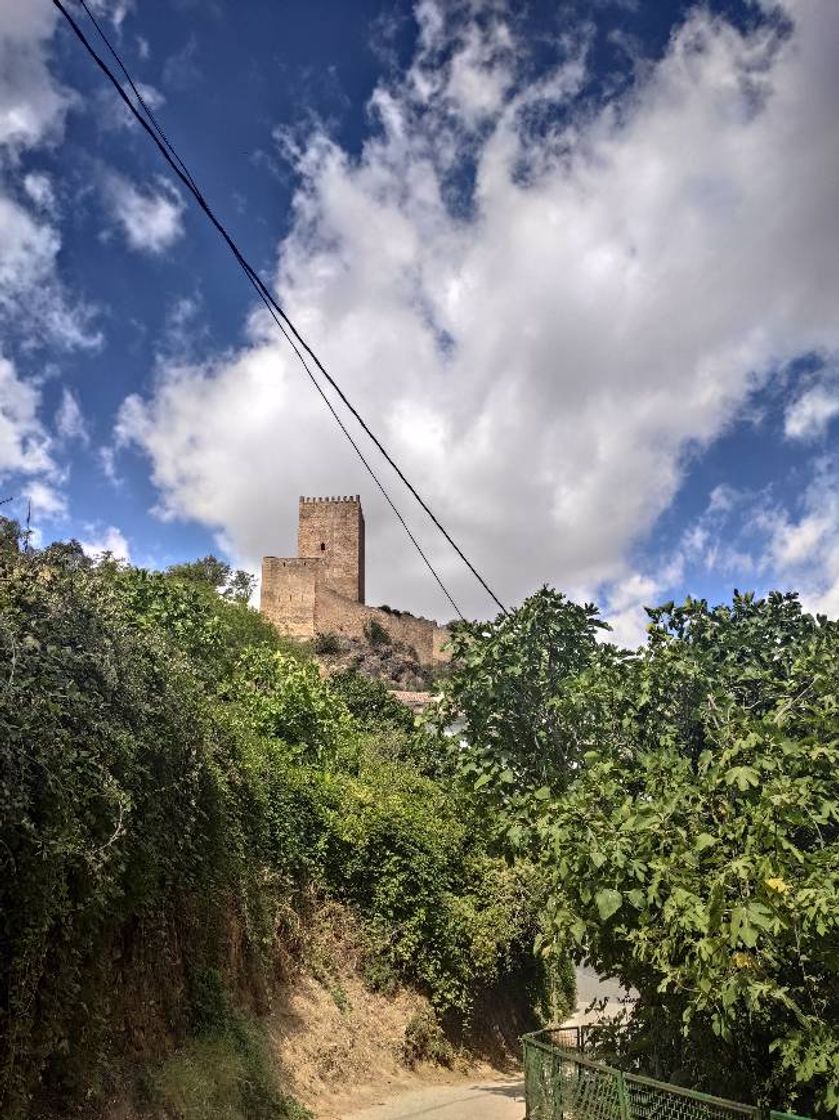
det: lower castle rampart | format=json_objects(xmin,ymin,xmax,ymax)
[{"xmin": 314, "ymin": 588, "xmax": 449, "ymax": 664}]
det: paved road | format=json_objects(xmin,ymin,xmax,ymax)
[{"xmin": 340, "ymin": 1079, "xmax": 525, "ymax": 1120}]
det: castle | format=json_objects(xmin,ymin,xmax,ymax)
[{"xmin": 260, "ymin": 495, "xmax": 450, "ymax": 666}]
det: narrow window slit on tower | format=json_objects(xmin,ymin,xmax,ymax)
[{"xmin": 320, "ymin": 542, "xmax": 326, "ymax": 551}]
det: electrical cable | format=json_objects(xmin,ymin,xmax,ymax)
[
  {"xmin": 53, "ymin": 0, "xmax": 507, "ymax": 616},
  {"xmin": 73, "ymin": 0, "xmax": 462, "ymax": 620}
]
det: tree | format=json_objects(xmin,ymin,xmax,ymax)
[
  {"xmin": 536, "ymin": 593, "xmax": 839, "ymax": 1116},
  {"xmin": 167, "ymin": 554, "xmax": 256, "ymax": 603},
  {"xmin": 431, "ymin": 586, "xmax": 610, "ymax": 799}
]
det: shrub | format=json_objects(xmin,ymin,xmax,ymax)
[
  {"xmin": 0, "ymin": 529, "xmax": 551, "ymax": 1114},
  {"xmin": 484, "ymin": 591, "xmax": 839, "ymax": 1116},
  {"xmin": 313, "ymin": 630, "xmax": 342, "ymax": 655},
  {"xmin": 0, "ymin": 543, "xmax": 238, "ymax": 1114},
  {"xmin": 402, "ymin": 1008, "xmax": 453, "ymax": 1067},
  {"xmin": 364, "ymin": 618, "xmax": 391, "ymax": 647},
  {"xmin": 327, "ymin": 668, "xmax": 414, "ymax": 732},
  {"xmin": 225, "ymin": 646, "xmax": 356, "ymax": 765}
]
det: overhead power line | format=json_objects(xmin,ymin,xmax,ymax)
[
  {"xmin": 54, "ymin": 0, "xmax": 508, "ymax": 617},
  {"xmin": 73, "ymin": 0, "xmax": 464, "ymax": 623}
]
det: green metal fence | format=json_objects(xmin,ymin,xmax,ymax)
[{"xmin": 522, "ymin": 1028, "xmax": 811, "ymax": 1120}]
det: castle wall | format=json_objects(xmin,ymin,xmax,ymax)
[
  {"xmin": 260, "ymin": 494, "xmax": 449, "ymax": 665},
  {"xmin": 298, "ymin": 495, "xmax": 365, "ymax": 603},
  {"xmin": 260, "ymin": 556, "xmax": 319, "ymax": 639},
  {"xmin": 314, "ymin": 588, "xmax": 450, "ymax": 664}
]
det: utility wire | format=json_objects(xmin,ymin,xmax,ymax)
[
  {"xmin": 76, "ymin": 0, "xmax": 201, "ymax": 197},
  {"xmin": 240, "ymin": 288, "xmax": 466, "ymax": 619},
  {"xmin": 72, "ymin": 1, "xmax": 462, "ymax": 622},
  {"xmin": 54, "ymin": 0, "xmax": 507, "ymax": 616}
]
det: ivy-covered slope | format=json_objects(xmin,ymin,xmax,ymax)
[{"xmin": 0, "ymin": 529, "xmax": 560, "ymax": 1119}]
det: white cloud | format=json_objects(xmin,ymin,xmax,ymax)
[
  {"xmin": 98, "ymin": 444, "xmax": 122, "ymax": 486},
  {"xmin": 0, "ymin": 8, "xmax": 99, "ymax": 351},
  {"xmin": 0, "ymin": 354, "xmax": 54, "ymax": 479},
  {"xmin": 55, "ymin": 387, "xmax": 88, "ymax": 444},
  {"xmin": 0, "ymin": 192, "xmax": 99, "ymax": 349},
  {"xmin": 105, "ymin": 173, "xmax": 185, "ymax": 254},
  {"xmin": 761, "ymin": 463, "xmax": 839, "ymax": 616},
  {"xmin": 784, "ymin": 381, "xmax": 839, "ymax": 441},
  {"xmin": 117, "ymin": 0, "xmax": 839, "ymax": 620},
  {"xmin": 601, "ymin": 572, "xmax": 662, "ymax": 649},
  {"xmin": 22, "ymin": 478, "xmax": 66, "ymax": 520},
  {"xmin": 78, "ymin": 524, "xmax": 131, "ymax": 562},
  {"xmin": 23, "ymin": 170, "xmax": 56, "ymax": 212},
  {"xmin": 86, "ymin": 0, "xmax": 134, "ymax": 32},
  {"xmin": 0, "ymin": 0, "xmax": 70, "ymax": 150}
]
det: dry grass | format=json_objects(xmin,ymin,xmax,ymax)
[{"xmin": 265, "ymin": 903, "xmax": 502, "ymax": 1119}]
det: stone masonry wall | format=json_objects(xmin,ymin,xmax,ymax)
[
  {"xmin": 298, "ymin": 495, "xmax": 365, "ymax": 603},
  {"xmin": 260, "ymin": 556, "xmax": 319, "ymax": 639},
  {"xmin": 260, "ymin": 495, "xmax": 449, "ymax": 665},
  {"xmin": 314, "ymin": 588, "xmax": 450, "ymax": 663}
]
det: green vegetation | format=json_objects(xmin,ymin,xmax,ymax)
[
  {"xmin": 436, "ymin": 589, "xmax": 839, "ymax": 1118},
  {"xmin": 313, "ymin": 630, "xmax": 342, "ymax": 655},
  {"xmin": 7, "ymin": 519, "xmax": 832, "ymax": 1119},
  {"xmin": 149, "ymin": 971, "xmax": 309, "ymax": 1120},
  {"xmin": 364, "ymin": 617, "xmax": 392, "ymax": 647},
  {"xmin": 0, "ymin": 526, "xmax": 551, "ymax": 1118},
  {"xmin": 327, "ymin": 668, "xmax": 415, "ymax": 733}
]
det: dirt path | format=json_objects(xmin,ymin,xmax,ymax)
[{"xmin": 339, "ymin": 1077, "xmax": 525, "ymax": 1120}]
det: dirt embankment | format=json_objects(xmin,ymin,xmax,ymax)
[{"xmin": 266, "ymin": 905, "xmax": 518, "ymax": 1119}]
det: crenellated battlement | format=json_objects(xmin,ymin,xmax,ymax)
[{"xmin": 299, "ymin": 495, "xmax": 360, "ymax": 504}]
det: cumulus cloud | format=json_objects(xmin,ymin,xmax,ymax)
[
  {"xmin": 55, "ymin": 387, "xmax": 89, "ymax": 444},
  {"xmin": 23, "ymin": 170, "xmax": 56, "ymax": 212},
  {"xmin": 0, "ymin": 192, "xmax": 99, "ymax": 349},
  {"xmin": 0, "ymin": 5, "xmax": 97, "ymax": 351},
  {"xmin": 22, "ymin": 477, "xmax": 67, "ymax": 520},
  {"xmin": 784, "ymin": 379, "xmax": 839, "ymax": 442},
  {"xmin": 601, "ymin": 572, "xmax": 662, "ymax": 649},
  {"xmin": 104, "ymin": 173, "xmax": 185, "ymax": 254},
  {"xmin": 0, "ymin": 0, "xmax": 98, "ymax": 526},
  {"xmin": 760, "ymin": 463, "xmax": 839, "ymax": 616},
  {"xmin": 0, "ymin": 0, "xmax": 69, "ymax": 150},
  {"xmin": 78, "ymin": 524, "xmax": 131, "ymax": 562},
  {"xmin": 0, "ymin": 354, "xmax": 54, "ymax": 479},
  {"xmin": 118, "ymin": 0, "xmax": 839, "ymax": 620},
  {"xmin": 86, "ymin": 0, "xmax": 134, "ymax": 32}
]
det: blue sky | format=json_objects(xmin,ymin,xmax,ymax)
[{"xmin": 1, "ymin": 0, "xmax": 838, "ymax": 643}]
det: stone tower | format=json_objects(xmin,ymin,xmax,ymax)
[
  {"xmin": 260, "ymin": 494, "xmax": 449, "ymax": 663},
  {"xmin": 297, "ymin": 495, "xmax": 365, "ymax": 603}
]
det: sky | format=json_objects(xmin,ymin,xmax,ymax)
[{"xmin": 1, "ymin": 0, "xmax": 839, "ymax": 644}]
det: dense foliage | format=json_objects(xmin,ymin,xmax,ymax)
[
  {"xmin": 0, "ymin": 529, "xmax": 551, "ymax": 1118},
  {"xmin": 443, "ymin": 589, "xmax": 839, "ymax": 1117},
  {"xmin": 432, "ymin": 588, "xmax": 607, "ymax": 798}
]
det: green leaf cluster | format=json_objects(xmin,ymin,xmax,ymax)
[
  {"xmin": 444, "ymin": 589, "xmax": 839, "ymax": 1116},
  {"xmin": 0, "ymin": 529, "xmax": 549, "ymax": 1116}
]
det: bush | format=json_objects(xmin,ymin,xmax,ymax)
[
  {"xmin": 402, "ymin": 1008, "xmax": 453, "ymax": 1067},
  {"xmin": 364, "ymin": 618, "xmax": 392, "ymax": 647},
  {"xmin": 0, "ymin": 529, "xmax": 549, "ymax": 1114},
  {"xmin": 0, "ymin": 543, "xmax": 239, "ymax": 1114},
  {"xmin": 327, "ymin": 668, "xmax": 414, "ymax": 732},
  {"xmin": 225, "ymin": 646, "xmax": 356, "ymax": 766},
  {"xmin": 464, "ymin": 590, "xmax": 839, "ymax": 1116},
  {"xmin": 313, "ymin": 630, "xmax": 342, "ymax": 655}
]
